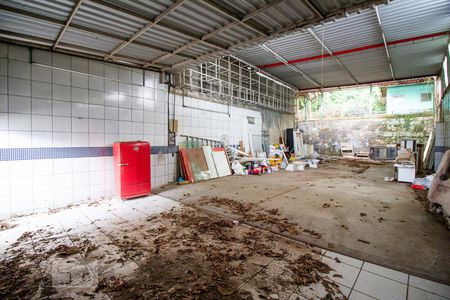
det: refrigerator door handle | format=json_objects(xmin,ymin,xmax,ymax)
[{"xmin": 118, "ymin": 163, "xmax": 129, "ymax": 167}]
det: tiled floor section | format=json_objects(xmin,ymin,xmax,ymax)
[{"xmin": 1, "ymin": 195, "xmax": 449, "ymax": 300}]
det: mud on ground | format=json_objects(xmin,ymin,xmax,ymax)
[{"xmin": 1, "ymin": 201, "xmax": 347, "ymax": 300}]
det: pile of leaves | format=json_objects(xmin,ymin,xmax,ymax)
[
  {"xmin": 0, "ymin": 221, "xmax": 17, "ymax": 231},
  {"xmin": 0, "ymin": 230, "xmax": 98, "ymax": 299},
  {"xmin": 1, "ymin": 205, "xmax": 345, "ymax": 299},
  {"xmin": 198, "ymin": 196, "xmax": 321, "ymax": 239},
  {"xmin": 98, "ymin": 206, "xmax": 343, "ymax": 299}
]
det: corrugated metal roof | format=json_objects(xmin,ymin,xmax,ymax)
[
  {"xmin": 161, "ymin": 1, "xmax": 228, "ymax": 38},
  {"xmin": 390, "ymin": 36, "xmax": 449, "ymax": 79},
  {"xmin": 137, "ymin": 26, "xmax": 191, "ymax": 51},
  {"xmin": 0, "ymin": 0, "xmax": 448, "ymax": 90},
  {"xmin": 107, "ymin": 0, "xmax": 170, "ymax": 19},
  {"xmin": 266, "ymin": 65, "xmax": 318, "ymax": 89},
  {"xmin": 265, "ymin": 32, "xmax": 323, "ymax": 61},
  {"xmin": 378, "ymin": 0, "xmax": 450, "ymax": 41},
  {"xmin": 178, "ymin": 43, "xmax": 216, "ymax": 57},
  {"xmin": 312, "ymin": 9, "xmax": 383, "ymax": 52},
  {"xmin": 0, "ymin": 10, "xmax": 62, "ymax": 41},
  {"xmin": 0, "ymin": 0, "xmax": 390, "ymax": 70},
  {"xmin": 235, "ymin": 45, "xmax": 280, "ymax": 66},
  {"xmin": 116, "ymin": 43, "xmax": 165, "ymax": 62},
  {"xmin": 338, "ymin": 47, "xmax": 392, "ymax": 82},
  {"xmin": 73, "ymin": 2, "xmax": 145, "ymax": 39},
  {"xmin": 253, "ymin": 0, "xmax": 314, "ymax": 32},
  {"xmin": 233, "ymin": 0, "xmax": 450, "ymax": 89},
  {"xmin": 0, "ymin": 0, "xmax": 72, "ymax": 21},
  {"xmin": 60, "ymin": 27, "xmax": 120, "ymax": 52}
]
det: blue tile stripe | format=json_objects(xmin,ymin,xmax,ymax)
[{"xmin": 0, "ymin": 146, "xmax": 178, "ymax": 161}]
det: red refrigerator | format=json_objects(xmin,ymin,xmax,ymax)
[{"xmin": 113, "ymin": 141, "xmax": 151, "ymax": 200}]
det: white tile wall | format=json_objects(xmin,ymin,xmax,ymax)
[
  {"xmin": 0, "ymin": 42, "xmax": 265, "ymax": 219},
  {"xmin": 172, "ymin": 95, "xmax": 263, "ymax": 146}
]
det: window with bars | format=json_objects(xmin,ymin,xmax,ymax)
[{"xmin": 420, "ymin": 93, "xmax": 432, "ymax": 102}]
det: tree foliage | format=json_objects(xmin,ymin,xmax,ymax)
[{"xmin": 304, "ymin": 86, "xmax": 385, "ymax": 118}]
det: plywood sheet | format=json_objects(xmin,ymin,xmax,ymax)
[{"xmin": 186, "ymin": 148, "xmax": 210, "ymax": 181}]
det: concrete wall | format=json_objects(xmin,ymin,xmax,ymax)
[
  {"xmin": 261, "ymin": 109, "xmax": 295, "ymax": 144},
  {"xmin": 0, "ymin": 42, "xmax": 263, "ymax": 218},
  {"xmin": 299, "ymin": 114, "xmax": 434, "ymax": 155}
]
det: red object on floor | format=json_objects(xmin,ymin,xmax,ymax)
[
  {"xmin": 179, "ymin": 149, "xmax": 194, "ymax": 183},
  {"xmin": 411, "ymin": 184, "xmax": 425, "ymax": 190},
  {"xmin": 113, "ymin": 141, "xmax": 151, "ymax": 199}
]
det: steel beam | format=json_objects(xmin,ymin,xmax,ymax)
[
  {"xmin": 144, "ymin": 0, "xmax": 286, "ymax": 68},
  {"xmin": 169, "ymin": 0, "xmax": 388, "ymax": 70},
  {"xmin": 307, "ymin": 28, "xmax": 359, "ymax": 84},
  {"xmin": 53, "ymin": 0, "xmax": 84, "ymax": 50},
  {"xmin": 0, "ymin": 29, "xmax": 166, "ymax": 68},
  {"xmin": 259, "ymin": 44, "xmax": 322, "ymax": 87},
  {"xmin": 201, "ymin": 0, "xmax": 269, "ymax": 37},
  {"xmin": 104, "ymin": 0, "xmax": 186, "ymax": 59},
  {"xmin": 0, "ymin": 4, "xmax": 196, "ymax": 62},
  {"xmin": 87, "ymin": 0, "xmax": 226, "ymax": 52},
  {"xmin": 302, "ymin": 0, "xmax": 324, "ymax": 19},
  {"xmin": 258, "ymin": 31, "xmax": 448, "ymax": 69},
  {"xmin": 375, "ymin": 6, "xmax": 395, "ymax": 80}
]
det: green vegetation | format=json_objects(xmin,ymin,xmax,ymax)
[{"xmin": 303, "ymin": 86, "xmax": 385, "ymax": 118}]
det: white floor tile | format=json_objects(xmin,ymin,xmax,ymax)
[
  {"xmin": 409, "ymin": 276, "xmax": 450, "ymax": 299},
  {"xmin": 354, "ymin": 270, "xmax": 407, "ymax": 300},
  {"xmin": 324, "ymin": 250, "xmax": 364, "ymax": 268},
  {"xmin": 321, "ymin": 256, "xmax": 360, "ymax": 288},
  {"xmin": 408, "ymin": 286, "xmax": 449, "ymax": 300},
  {"xmin": 297, "ymin": 282, "xmax": 351, "ymax": 300},
  {"xmin": 288, "ymin": 293, "xmax": 307, "ymax": 299},
  {"xmin": 0, "ymin": 221, "xmax": 30, "ymax": 253},
  {"xmin": 108, "ymin": 202, "xmax": 148, "ymax": 222},
  {"xmin": 363, "ymin": 262, "xmax": 408, "ymax": 284},
  {"xmin": 132, "ymin": 195, "xmax": 179, "ymax": 216},
  {"xmin": 53, "ymin": 208, "xmax": 92, "ymax": 230},
  {"xmin": 349, "ymin": 290, "xmax": 377, "ymax": 300},
  {"xmin": 297, "ymin": 282, "xmax": 329, "ymax": 299},
  {"xmin": 338, "ymin": 283, "xmax": 352, "ymax": 297}
]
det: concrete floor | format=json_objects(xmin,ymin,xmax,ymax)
[{"xmin": 156, "ymin": 159, "xmax": 450, "ymax": 284}]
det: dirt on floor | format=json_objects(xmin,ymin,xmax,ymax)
[
  {"xmin": 0, "ymin": 221, "xmax": 17, "ymax": 232},
  {"xmin": 156, "ymin": 158, "xmax": 450, "ymax": 284},
  {"xmin": 0, "ymin": 203, "xmax": 347, "ymax": 300}
]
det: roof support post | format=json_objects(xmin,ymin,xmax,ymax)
[
  {"xmin": 53, "ymin": 0, "xmax": 84, "ymax": 50},
  {"xmin": 375, "ymin": 6, "xmax": 395, "ymax": 80},
  {"xmin": 307, "ymin": 28, "xmax": 359, "ymax": 84}
]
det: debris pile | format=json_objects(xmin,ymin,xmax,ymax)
[
  {"xmin": 198, "ymin": 196, "xmax": 319, "ymax": 238},
  {"xmin": 1, "ymin": 205, "xmax": 345, "ymax": 299},
  {"xmin": 0, "ymin": 221, "xmax": 17, "ymax": 231}
]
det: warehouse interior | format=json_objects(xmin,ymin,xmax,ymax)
[{"xmin": 1, "ymin": 0, "xmax": 450, "ymax": 299}]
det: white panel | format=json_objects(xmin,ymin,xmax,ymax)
[
  {"xmin": 202, "ymin": 146, "xmax": 218, "ymax": 178},
  {"xmin": 211, "ymin": 150, "xmax": 231, "ymax": 177}
]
